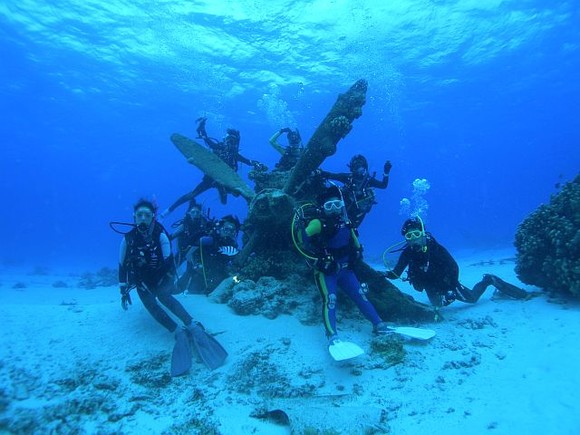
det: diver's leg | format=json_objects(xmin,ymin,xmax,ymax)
[
  {"xmin": 217, "ymin": 184, "xmax": 228, "ymax": 204},
  {"xmin": 156, "ymin": 277, "xmax": 194, "ymax": 326},
  {"xmin": 190, "ymin": 176, "xmax": 214, "ymax": 198},
  {"xmin": 338, "ymin": 270, "xmax": 382, "ymax": 326},
  {"xmin": 136, "ymin": 285, "xmax": 178, "ymax": 332},
  {"xmin": 314, "ymin": 270, "xmax": 339, "ymax": 338},
  {"xmin": 454, "ymin": 279, "xmax": 491, "ymax": 304}
]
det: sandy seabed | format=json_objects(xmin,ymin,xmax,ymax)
[{"xmin": 1, "ymin": 248, "xmax": 579, "ymax": 434}]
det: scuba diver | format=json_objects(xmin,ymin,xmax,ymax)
[
  {"xmin": 160, "ymin": 117, "xmax": 266, "ymax": 218},
  {"xmin": 384, "ymin": 216, "xmax": 530, "ymax": 320},
  {"xmin": 115, "ymin": 199, "xmax": 228, "ymax": 376},
  {"xmin": 298, "ymin": 185, "xmax": 391, "ymax": 355},
  {"xmin": 269, "ymin": 127, "xmax": 304, "ymax": 171},
  {"xmin": 318, "ymin": 154, "xmax": 392, "ymax": 228},
  {"xmin": 178, "ymin": 214, "xmax": 241, "ymax": 294},
  {"xmin": 170, "ymin": 200, "xmax": 214, "ymax": 266},
  {"xmin": 117, "ymin": 198, "xmax": 194, "ymax": 332}
]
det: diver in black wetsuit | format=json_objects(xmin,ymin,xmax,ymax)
[
  {"xmin": 269, "ymin": 127, "xmax": 304, "ymax": 171},
  {"xmin": 384, "ymin": 217, "xmax": 529, "ymax": 319},
  {"xmin": 319, "ymin": 154, "xmax": 392, "ymax": 228},
  {"xmin": 118, "ymin": 199, "xmax": 194, "ymax": 332},
  {"xmin": 161, "ymin": 118, "xmax": 266, "ymax": 218},
  {"xmin": 178, "ymin": 214, "xmax": 241, "ymax": 294},
  {"xmin": 170, "ymin": 201, "xmax": 214, "ymax": 267}
]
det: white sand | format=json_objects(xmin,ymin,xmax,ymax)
[{"xmin": 1, "ymin": 250, "xmax": 579, "ymax": 434}]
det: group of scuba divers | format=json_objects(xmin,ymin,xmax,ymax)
[{"xmin": 116, "ymin": 117, "xmax": 530, "ymax": 369}]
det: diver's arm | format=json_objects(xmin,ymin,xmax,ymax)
[
  {"xmin": 166, "ymin": 191, "xmax": 196, "ymax": 215},
  {"xmin": 370, "ymin": 175, "xmax": 389, "ymax": 189},
  {"xmin": 269, "ymin": 130, "xmax": 286, "ymax": 155},
  {"xmin": 160, "ymin": 232, "xmax": 172, "ymax": 260},
  {"xmin": 169, "ymin": 224, "xmax": 184, "ymax": 241},
  {"xmin": 389, "ymin": 248, "xmax": 411, "ymax": 279},
  {"xmin": 237, "ymin": 153, "xmax": 254, "ymax": 166},
  {"xmin": 118, "ymin": 238, "xmax": 129, "ymax": 285},
  {"xmin": 304, "ymin": 219, "xmax": 322, "ymax": 237}
]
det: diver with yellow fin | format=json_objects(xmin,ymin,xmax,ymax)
[{"xmin": 295, "ymin": 184, "xmax": 393, "ymax": 361}]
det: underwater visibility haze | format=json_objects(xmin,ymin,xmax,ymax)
[{"xmin": 0, "ymin": 0, "xmax": 578, "ymax": 270}]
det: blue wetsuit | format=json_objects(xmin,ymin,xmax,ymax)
[{"xmin": 304, "ymin": 218, "xmax": 382, "ymax": 338}]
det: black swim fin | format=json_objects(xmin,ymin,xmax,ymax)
[
  {"xmin": 188, "ymin": 322, "xmax": 228, "ymax": 370},
  {"xmin": 488, "ymin": 274, "xmax": 529, "ymax": 299},
  {"xmin": 171, "ymin": 328, "xmax": 193, "ymax": 377}
]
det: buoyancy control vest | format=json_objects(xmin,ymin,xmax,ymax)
[{"xmin": 123, "ymin": 221, "xmax": 173, "ymax": 286}]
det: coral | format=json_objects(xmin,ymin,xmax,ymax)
[
  {"xmin": 515, "ymin": 175, "xmax": 580, "ymax": 297},
  {"xmin": 228, "ymin": 275, "xmax": 312, "ymax": 320},
  {"xmin": 329, "ymin": 115, "xmax": 352, "ymax": 139},
  {"xmin": 370, "ymin": 335, "xmax": 406, "ymax": 366}
]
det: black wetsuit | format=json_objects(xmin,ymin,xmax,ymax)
[
  {"xmin": 177, "ymin": 228, "xmax": 238, "ymax": 294},
  {"xmin": 119, "ymin": 222, "xmax": 192, "ymax": 332},
  {"xmin": 172, "ymin": 215, "xmax": 214, "ymax": 266},
  {"xmin": 321, "ymin": 171, "xmax": 389, "ymax": 227},
  {"xmin": 389, "ymin": 234, "xmax": 527, "ymax": 307}
]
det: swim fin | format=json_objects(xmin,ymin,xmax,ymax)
[
  {"xmin": 171, "ymin": 328, "xmax": 193, "ymax": 377},
  {"xmin": 188, "ymin": 322, "xmax": 228, "ymax": 370},
  {"xmin": 328, "ymin": 339, "xmax": 365, "ymax": 361},
  {"xmin": 487, "ymin": 274, "xmax": 529, "ymax": 299}
]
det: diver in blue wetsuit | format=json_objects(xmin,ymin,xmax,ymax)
[{"xmin": 302, "ymin": 185, "xmax": 391, "ymax": 344}]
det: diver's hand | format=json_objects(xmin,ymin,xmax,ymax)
[
  {"xmin": 280, "ymin": 127, "xmax": 291, "ymax": 134},
  {"xmin": 384, "ymin": 160, "xmax": 392, "ymax": 175},
  {"xmin": 120, "ymin": 284, "xmax": 132, "ymax": 311},
  {"xmin": 218, "ymin": 246, "xmax": 239, "ymax": 256}
]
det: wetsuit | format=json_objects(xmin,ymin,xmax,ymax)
[
  {"xmin": 304, "ymin": 217, "xmax": 382, "ymax": 338},
  {"xmin": 178, "ymin": 231, "xmax": 238, "ymax": 294},
  {"xmin": 119, "ymin": 222, "xmax": 192, "ymax": 332},
  {"xmin": 389, "ymin": 234, "xmax": 527, "ymax": 307}
]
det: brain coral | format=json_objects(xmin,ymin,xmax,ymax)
[{"xmin": 514, "ymin": 175, "xmax": 580, "ymax": 297}]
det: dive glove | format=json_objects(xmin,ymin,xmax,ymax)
[{"xmin": 120, "ymin": 284, "xmax": 132, "ymax": 311}]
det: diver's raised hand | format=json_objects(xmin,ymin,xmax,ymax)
[{"xmin": 383, "ymin": 160, "xmax": 392, "ymax": 175}]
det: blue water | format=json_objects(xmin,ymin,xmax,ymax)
[{"xmin": 1, "ymin": 1, "xmax": 578, "ymax": 271}]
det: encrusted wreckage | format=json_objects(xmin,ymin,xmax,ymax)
[{"xmin": 171, "ymin": 79, "xmax": 433, "ymax": 322}]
